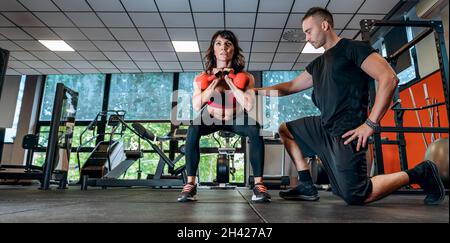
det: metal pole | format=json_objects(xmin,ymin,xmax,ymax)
[
  {"xmin": 41, "ymin": 83, "xmax": 65, "ymax": 190},
  {"xmin": 96, "ymin": 74, "xmax": 111, "ymax": 145},
  {"xmin": 0, "ymin": 128, "xmax": 5, "ymax": 166},
  {"xmin": 433, "ymin": 22, "xmax": 450, "ymax": 127}
]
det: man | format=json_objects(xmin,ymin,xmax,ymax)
[{"xmin": 255, "ymin": 7, "xmax": 445, "ymax": 205}]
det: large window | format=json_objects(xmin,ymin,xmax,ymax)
[
  {"xmin": 36, "ymin": 71, "xmax": 247, "ymax": 184},
  {"xmin": 4, "ymin": 75, "xmax": 26, "ymax": 143},
  {"xmin": 262, "ymin": 71, "xmax": 320, "ymax": 131},
  {"xmin": 379, "ymin": 26, "xmax": 418, "ymax": 85},
  {"xmin": 40, "ymin": 74, "xmax": 105, "ymax": 121},
  {"xmin": 398, "ymin": 26, "xmax": 417, "ymax": 85},
  {"xmin": 109, "ymin": 73, "xmax": 174, "ymax": 120},
  {"xmin": 177, "ymin": 72, "xmax": 200, "ymax": 121}
]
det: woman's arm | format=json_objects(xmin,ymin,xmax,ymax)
[{"xmin": 192, "ymin": 73, "xmax": 220, "ymax": 112}]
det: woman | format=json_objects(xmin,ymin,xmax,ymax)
[{"xmin": 178, "ymin": 30, "xmax": 271, "ymax": 203}]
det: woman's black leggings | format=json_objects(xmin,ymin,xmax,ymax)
[{"xmin": 185, "ymin": 112, "xmax": 265, "ymax": 177}]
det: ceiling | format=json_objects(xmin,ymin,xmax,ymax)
[{"xmin": 0, "ymin": 0, "xmax": 401, "ymax": 75}]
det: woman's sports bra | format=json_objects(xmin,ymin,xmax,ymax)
[{"xmin": 207, "ymin": 91, "xmax": 237, "ymax": 109}]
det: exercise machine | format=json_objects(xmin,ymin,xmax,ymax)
[
  {"xmin": 79, "ymin": 113, "xmax": 187, "ymax": 189},
  {"xmin": 210, "ymin": 131, "xmax": 239, "ymax": 189},
  {"xmin": 0, "ymin": 83, "xmax": 78, "ymax": 190},
  {"xmin": 78, "ymin": 111, "xmax": 128, "ymax": 180},
  {"xmin": 248, "ymin": 135, "xmax": 291, "ymax": 189},
  {"xmin": 361, "ymin": 19, "xmax": 449, "ymax": 193}
]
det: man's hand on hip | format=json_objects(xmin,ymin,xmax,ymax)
[{"xmin": 342, "ymin": 123, "xmax": 374, "ymax": 151}]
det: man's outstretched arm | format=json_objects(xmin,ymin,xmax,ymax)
[{"xmin": 254, "ymin": 70, "xmax": 314, "ymax": 97}]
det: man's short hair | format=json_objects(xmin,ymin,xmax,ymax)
[{"xmin": 302, "ymin": 7, "xmax": 334, "ymax": 28}]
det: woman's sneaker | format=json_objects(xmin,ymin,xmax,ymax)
[
  {"xmin": 252, "ymin": 183, "xmax": 271, "ymax": 203},
  {"xmin": 177, "ymin": 183, "xmax": 197, "ymax": 202},
  {"xmin": 279, "ymin": 183, "xmax": 320, "ymax": 201}
]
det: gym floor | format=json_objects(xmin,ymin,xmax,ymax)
[{"xmin": 0, "ymin": 186, "xmax": 448, "ymax": 223}]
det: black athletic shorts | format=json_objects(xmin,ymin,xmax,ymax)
[{"xmin": 286, "ymin": 116, "xmax": 373, "ymax": 205}]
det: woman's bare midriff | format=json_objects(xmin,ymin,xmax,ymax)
[{"xmin": 206, "ymin": 82, "xmax": 244, "ymax": 121}]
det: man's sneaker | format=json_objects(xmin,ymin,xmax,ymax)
[
  {"xmin": 177, "ymin": 183, "xmax": 197, "ymax": 202},
  {"xmin": 252, "ymin": 183, "xmax": 271, "ymax": 203},
  {"xmin": 279, "ymin": 183, "xmax": 319, "ymax": 201},
  {"xmin": 413, "ymin": 160, "xmax": 445, "ymax": 205}
]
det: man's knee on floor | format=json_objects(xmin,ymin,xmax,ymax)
[{"xmin": 340, "ymin": 190, "xmax": 368, "ymax": 205}]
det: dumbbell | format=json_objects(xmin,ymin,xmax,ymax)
[
  {"xmin": 195, "ymin": 68, "xmax": 225, "ymax": 90},
  {"xmin": 195, "ymin": 72, "xmax": 217, "ymax": 90},
  {"xmin": 221, "ymin": 68, "xmax": 249, "ymax": 89},
  {"xmin": 195, "ymin": 68, "xmax": 249, "ymax": 90},
  {"xmin": 227, "ymin": 72, "xmax": 249, "ymax": 89}
]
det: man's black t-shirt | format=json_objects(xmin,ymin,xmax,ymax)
[{"xmin": 306, "ymin": 38, "xmax": 376, "ymax": 137}]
